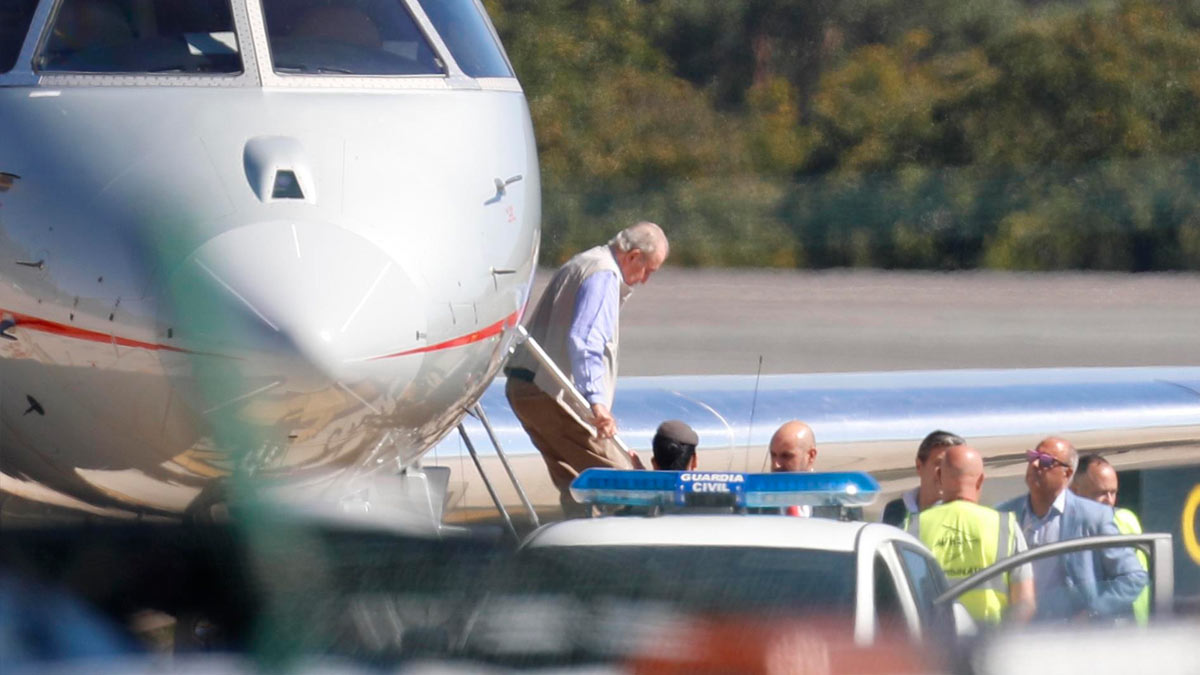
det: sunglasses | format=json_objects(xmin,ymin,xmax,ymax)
[{"xmin": 1026, "ymin": 449, "xmax": 1071, "ymax": 470}]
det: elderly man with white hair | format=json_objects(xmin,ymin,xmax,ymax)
[{"xmin": 505, "ymin": 221, "xmax": 668, "ymax": 516}]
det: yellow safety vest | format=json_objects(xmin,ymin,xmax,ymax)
[
  {"xmin": 1114, "ymin": 507, "xmax": 1149, "ymax": 625},
  {"xmin": 906, "ymin": 500, "xmax": 1018, "ymax": 624}
]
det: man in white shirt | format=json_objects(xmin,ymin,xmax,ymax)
[{"xmin": 769, "ymin": 421, "xmax": 830, "ymax": 518}]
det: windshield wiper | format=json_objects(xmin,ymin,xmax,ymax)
[{"xmin": 274, "ymin": 63, "xmax": 355, "ymax": 74}]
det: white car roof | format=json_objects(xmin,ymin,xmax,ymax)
[{"xmin": 523, "ymin": 515, "xmax": 879, "ymax": 552}]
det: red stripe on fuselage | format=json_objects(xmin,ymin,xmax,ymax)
[
  {"xmin": 1, "ymin": 308, "xmax": 191, "ymax": 353},
  {"xmin": 368, "ymin": 309, "xmax": 520, "ymax": 360},
  {"xmin": 1, "ymin": 307, "xmax": 520, "ymax": 361}
]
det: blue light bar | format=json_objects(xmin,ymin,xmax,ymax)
[{"xmin": 569, "ymin": 469, "xmax": 879, "ymax": 508}]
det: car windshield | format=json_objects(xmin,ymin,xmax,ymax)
[
  {"xmin": 459, "ymin": 544, "xmax": 859, "ymax": 665},
  {"xmin": 507, "ymin": 545, "xmax": 856, "ymax": 615},
  {"xmin": 37, "ymin": 0, "xmax": 242, "ymax": 74}
]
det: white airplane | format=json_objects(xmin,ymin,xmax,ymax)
[
  {"xmin": 2, "ymin": 0, "xmax": 1198, "ymax": 531},
  {"xmin": 0, "ymin": 0, "xmax": 540, "ymax": 522}
]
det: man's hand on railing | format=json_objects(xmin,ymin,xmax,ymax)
[{"xmin": 590, "ymin": 402, "xmax": 617, "ymax": 439}]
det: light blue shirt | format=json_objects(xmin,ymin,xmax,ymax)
[
  {"xmin": 1023, "ymin": 488, "xmax": 1068, "ymax": 603},
  {"xmin": 567, "ymin": 270, "xmax": 618, "ymax": 406}
]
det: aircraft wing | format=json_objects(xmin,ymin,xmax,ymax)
[{"xmin": 434, "ymin": 367, "xmax": 1200, "ymax": 511}]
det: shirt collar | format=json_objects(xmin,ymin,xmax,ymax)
[
  {"xmin": 607, "ymin": 246, "xmax": 634, "ymax": 300},
  {"xmin": 1026, "ymin": 488, "xmax": 1067, "ymax": 521},
  {"xmin": 1050, "ymin": 487, "xmax": 1067, "ymax": 514},
  {"xmin": 902, "ymin": 487, "xmax": 920, "ymax": 513}
]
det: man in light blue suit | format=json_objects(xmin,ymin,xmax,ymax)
[{"xmin": 996, "ymin": 437, "xmax": 1147, "ymax": 622}]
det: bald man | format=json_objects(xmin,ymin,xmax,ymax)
[
  {"xmin": 907, "ymin": 444, "xmax": 1034, "ymax": 624},
  {"xmin": 1071, "ymin": 455, "xmax": 1149, "ymax": 624},
  {"xmin": 769, "ymin": 421, "xmax": 817, "ymax": 474},
  {"xmin": 997, "ymin": 437, "xmax": 1147, "ymax": 622},
  {"xmin": 765, "ymin": 421, "xmax": 861, "ymax": 519},
  {"xmin": 765, "ymin": 421, "xmax": 817, "ymax": 516}
]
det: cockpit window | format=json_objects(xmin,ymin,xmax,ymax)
[
  {"xmin": 261, "ymin": 0, "xmax": 444, "ymax": 76},
  {"xmin": 414, "ymin": 0, "xmax": 511, "ymax": 78},
  {"xmin": 1, "ymin": 0, "xmax": 38, "ymax": 73},
  {"xmin": 37, "ymin": 0, "xmax": 242, "ymax": 74}
]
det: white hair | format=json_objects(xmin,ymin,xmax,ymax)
[{"xmin": 609, "ymin": 221, "xmax": 668, "ymax": 258}]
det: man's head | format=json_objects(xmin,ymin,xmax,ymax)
[
  {"xmin": 915, "ymin": 430, "xmax": 965, "ymax": 499},
  {"xmin": 651, "ymin": 420, "xmax": 699, "ymax": 471},
  {"xmin": 1025, "ymin": 436, "xmax": 1077, "ymax": 500},
  {"xmin": 610, "ymin": 221, "xmax": 668, "ymax": 286},
  {"xmin": 935, "ymin": 443, "xmax": 985, "ymax": 503},
  {"xmin": 769, "ymin": 421, "xmax": 817, "ymax": 473},
  {"xmin": 1071, "ymin": 454, "xmax": 1119, "ymax": 506}
]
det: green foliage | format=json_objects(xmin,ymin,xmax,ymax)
[
  {"xmin": 950, "ymin": 2, "xmax": 1200, "ymax": 167},
  {"xmin": 490, "ymin": 0, "xmax": 1200, "ymax": 270},
  {"xmin": 540, "ymin": 176, "xmax": 798, "ymax": 267},
  {"xmin": 745, "ymin": 77, "xmax": 817, "ymax": 174},
  {"xmin": 488, "ymin": 0, "xmax": 747, "ymax": 186}
]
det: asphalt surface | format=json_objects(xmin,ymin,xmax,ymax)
[{"xmin": 532, "ymin": 269, "xmax": 1200, "ymax": 376}]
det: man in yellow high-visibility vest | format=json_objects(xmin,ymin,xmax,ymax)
[
  {"xmin": 1071, "ymin": 454, "xmax": 1149, "ymax": 624},
  {"xmin": 906, "ymin": 444, "xmax": 1036, "ymax": 624}
]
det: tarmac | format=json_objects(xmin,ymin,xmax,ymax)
[{"xmin": 532, "ymin": 268, "xmax": 1200, "ymax": 376}]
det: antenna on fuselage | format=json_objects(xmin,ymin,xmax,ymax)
[{"xmin": 744, "ymin": 355, "xmax": 766, "ymax": 470}]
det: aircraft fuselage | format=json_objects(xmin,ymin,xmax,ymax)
[{"xmin": 0, "ymin": 0, "xmax": 539, "ymax": 518}]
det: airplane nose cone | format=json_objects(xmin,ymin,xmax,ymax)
[{"xmin": 167, "ymin": 222, "xmax": 426, "ymax": 385}]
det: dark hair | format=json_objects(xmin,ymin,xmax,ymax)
[
  {"xmin": 917, "ymin": 430, "xmax": 966, "ymax": 463},
  {"xmin": 652, "ymin": 436, "xmax": 696, "ymax": 471},
  {"xmin": 1076, "ymin": 454, "xmax": 1110, "ymax": 475}
]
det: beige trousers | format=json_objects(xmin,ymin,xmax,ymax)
[{"xmin": 505, "ymin": 378, "xmax": 632, "ymax": 513}]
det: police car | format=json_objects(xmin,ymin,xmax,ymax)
[
  {"xmin": 460, "ymin": 470, "xmax": 972, "ymax": 665},
  {"xmin": 545, "ymin": 470, "xmax": 963, "ymax": 643},
  {"xmin": 460, "ymin": 469, "xmax": 1174, "ymax": 666}
]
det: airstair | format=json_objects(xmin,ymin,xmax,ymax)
[{"xmin": 451, "ymin": 326, "xmax": 639, "ymax": 541}]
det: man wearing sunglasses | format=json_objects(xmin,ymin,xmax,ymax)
[{"xmin": 997, "ymin": 437, "xmax": 1147, "ymax": 622}]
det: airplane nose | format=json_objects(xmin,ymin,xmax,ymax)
[{"xmin": 167, "ymin": 221, "xmax": 426, "ymax": 386}]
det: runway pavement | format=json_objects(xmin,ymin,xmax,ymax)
[{"xmin": 533, "ymin": 269, "xmax": 1200, "ymax": 376}]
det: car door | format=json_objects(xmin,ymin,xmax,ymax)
[
  {"xmin": 932, "ymin": 533, "xmax": 1174, "ymax": 621},
  {"xmin": 894, "ymin": 543, "xmax": 956, "ymax": 639}
]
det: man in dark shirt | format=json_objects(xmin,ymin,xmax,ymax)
[
  {"xmin": 650, "ymin": 420, "xmax": 699, "ymax": 471},
  {"xmin": 880, "ymin": 430, "xmax": 965, "ymax": 527}
]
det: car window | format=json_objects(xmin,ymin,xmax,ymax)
[
  {"xmin": 261, "ymin": 0, "xmax": 444, "ymax": 75},
  {"xmin": 896, "ymin": 545, "xmax": 949, "ymax": 632},
  {"xmin": 414, "ymin": 0, "xmax": 511, "ymax": 77},
  {"xmin": 873, "ymin": 552, "xmax": 905, "ymax": 633},
  {"xmin": 0, "ymin": 0, "xmax": 37, "ymax": 72},
  {"xmin": 37, "ymin": 0, "xmax": 242, "ymax": 74},
  {"xmin": 511, "ymin": 545, "xmax": 856, "ymax": 616},
  {"xmin": 936, "ymin": 535, "xmax": 1158, "ymax": 621}
]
